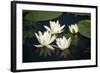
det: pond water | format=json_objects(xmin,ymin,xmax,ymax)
[{"xmin": 23, "ymin": 12, "xmax": 91, "ymax": 63}]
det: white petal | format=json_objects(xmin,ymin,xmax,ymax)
[
  {"xmin": 63, "ymin": 36, "xmax": 67, "ymax": 44},
  {"xmin": 60, "ymin": 48, "xmax": 66, "ymax": 50},
  {"xmin": 35, "ymin": 33, "xmax": 39, "ymax": 40},
  {"xmin": 60, "ymin": 38, "xmax": 64, "ymax": 48},
  {"xmin": 38, "ymin": 31, "xmax": 44, "ymax": 44},
  {"xmin": 58, "ymin": 30, "xmax": 63, "ymax": 33},
  {"xmin": 44, "ymin": 26, "xmax": 51, "ymax": 31},
  {"xmin": 42, "ymin": 31, "xmax": 48, "ymax": 45},
  {"xmin": 75, "ymin": 24, "xmax": 78, "ymax": 33},
  {"xmin": 56, "ymin": 41, "xmax": 61, "ymax": 48},
  {"xmin": 50, "ymin": 21, "xmax": 54, "ymax": 28},
  {"xmin": 56, "ymin": 38, "xmax": 61, "ymax": 47},
  {"xmin": 56, "ymin": 20, "xmax": 59, "ymax": 24},
  {"xmin": 50, "ymin": 21, "xmax": 53, "ymax": 25},
  {"xmin": 51, "ymin": 23, "xmax": 55, "ymax": 29},
  {"xmin": 56, "ymin": 38, "xmax": 59, "ymax": 42},
  {"xmin": 49, "ymin": 35, "xmax": 56, "ymax": 44},
  {"xmin": 35, "ymin": 33, "xmax": 42, "ymax": 44},
  {"xmin": 60, "ymin": 25, "xmax": 65, "ymax": 30},
  {"xmin": 71, "ymin": 24, "xmax": 74, "ymax": 29},
  {"xmin": 34, "ymin": 45, "xmax": 43, "ymax": 47},
  {"xmin": 69, "ymin": 26, "xmax": 73, "ymax": 33},
  {"xmin": 46, "ymin": 35, "xmax": 51, "ymax": 44},
  {"xmin": 71, "ymin": 25, "xmax": 76, "ymax": 32},
  {"xmin": 38, "ymin": 31, "xmax": 42, "ymax": 37},
  {"xmin": 46, "ymin": 45, "xmax": 55, "ymax": 50},
  {"xmin": 67, "ymin": 37, "xmax": 71, "ymax": 48},
  {"xmin": 52, "ymin": 45, "xmax": 58, "ymax": 48}
]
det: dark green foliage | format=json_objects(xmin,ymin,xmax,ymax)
[
  {"xmin": 78, "ymin": 19, "xmax": 91, "ymax": 38},
  {"xmin": 24, "ymin": 11, "xmax": 62, "ymax": 22}
]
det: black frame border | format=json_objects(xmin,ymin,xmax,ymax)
[{"xmin": 11, "ymin": 1, "xmax": 98, "ymax": 72}]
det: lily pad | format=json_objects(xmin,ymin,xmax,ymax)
[
  {"xmin": 78, "ymin": 20, "xmax": 91, "ymax": 38},
  {"xmin": 66, "ymin": 12, "xmax": 90, "ymax": 16},
  {"xmin": 24, "ymin": 11, "xmax": 62, "ymax": 22}
]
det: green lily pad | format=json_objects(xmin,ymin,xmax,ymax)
[
  {"xmin": 24, "ymin": 11, "xmax": 62, "ymax": 22},
  {"xmin": 67, "ymin": 12, "xmax": 90, "ymax": 16},
  {"xmin": 78, "ymin": 19, "xmax": 91, "ymax": 38}
]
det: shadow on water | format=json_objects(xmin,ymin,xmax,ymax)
[{"xmin": 23, "ymin": 12, "xmax": 91, "ymax": 63}]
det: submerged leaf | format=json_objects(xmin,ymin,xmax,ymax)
[
  {"xmin": 78, "ymin": 19, "xmax": 91, "ymax": 38},
  {"xmin": 24, "ymin": 11, "xmax": 62, "ymax": 22}
]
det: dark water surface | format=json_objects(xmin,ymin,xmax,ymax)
[{"xmin": 23, "ymin": 12, "xmax": 91, "ymax": 63}]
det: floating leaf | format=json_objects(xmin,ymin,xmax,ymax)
[
  {"xmin": 78, "ymin": 19, "xmax": 91, "ymax": 38},
  {"xmin": 67, "ymin": 12, "xmax": 90, "ymax": 16},
  {"xmin": 24, "ymin": 11, "xmax": 62, "ymax": 22}
]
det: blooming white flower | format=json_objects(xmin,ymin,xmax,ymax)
[
  {"xmin": 56, "ymin": 36, "xmax": 71, "ymax": 50},
  {"xmin": 44, "ymin": 20, "xmax": 65, "ymax": 34},
  {"xmin": 69, "ymin": 24, "xmax": 78, "ymax": 34},
  {"xmin": 34, "ymin": 31, "xmax": 56, "ymax": 50}
]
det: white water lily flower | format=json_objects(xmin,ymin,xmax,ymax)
[
  {"xmin": 34, "ymin": 31, "xmax": 56, "ymax": 50},
  {"xmin": 69, "ymin": 24, "xmax": 78, "ymax": 34},
  {"xmin": 56, "ymin": 36, "xmax": 71, "ymax": 50},
  {"xmin": 44, "ymin": 20, "xmax": 65, "ymax": 34}
]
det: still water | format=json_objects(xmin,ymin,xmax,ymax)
[{"xmin": 23, "ymin": 12, "xmax": 91, "ymax": 63}]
